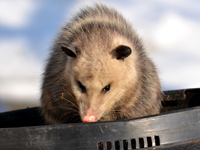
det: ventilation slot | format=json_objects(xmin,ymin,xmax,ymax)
[
  {"xmin": 115, "ymin": 141, "xmax": 120, "ymax": 150},
  {"xmin": 147, "ymin": 137, "xmax": 152, "ymax": 147},
  {"xmin": 131, "ymin": 139, "xmax": 136, "ymax": 149},
  {"xmin": 139, "ymin": 138, "xmax": 144, "ymax": 148},
  {"xmin": 98, "ymin": 142, "xmax": 103, "ymax": 150},
  {"xmin": 123, "ymin": 140, "xmax": 128, "ymax": 150},
  {"xmin": 155, "ymin": 136, "xmax": 160, "ymax": 146},
  {"xmin": 107, "ymin": 141, "xmax": 112, "ymax": 150},
  {"xmin": 97, "ymin": 135, "xmax": 160, "ymax": 150}
]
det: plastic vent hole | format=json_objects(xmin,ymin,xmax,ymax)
[
  {"xmin": 98, "ymin": 142, "xmax": 103, "ymax": 150},
  {"xmin": 107, "ymin": 141, "xmax": 112, "ymax": 150},
  {"xmin": 123, "ymin": 140, "xmax": 128, "ymax": 150},
  {"xmin": 155, "ymin": 136, "xmax": 160, "ymax": 146},
  {"xmin": 115, "ymin": 141, "xmax": 120, "ymax": 150},
  {"xmin": 139, "ymin": 138, "xmax": 144, "ymax": 148},
  {"xmin": 131, "ymin": 139, "xmax": 136, "ymax": 149},
  {"xmin": 147, "ymin": 137, "xmax": 152, "ymax": 147}
]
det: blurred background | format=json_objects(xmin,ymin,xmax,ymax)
[{"xmin": 0, "ymin": 0, "xmax": 200, "ymax": 112}]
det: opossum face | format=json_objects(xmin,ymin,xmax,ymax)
[{"xmin": 62, "ymin": 35, "xmax": 138, "ymax": 122}]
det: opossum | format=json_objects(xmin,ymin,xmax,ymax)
[{"xmin": 41, "ymin": 4, "xmax": 162, "ymax": 124}]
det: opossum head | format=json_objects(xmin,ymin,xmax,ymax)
[{"xmin": 62, "ymin": 34, "xmax": 138, "ymax": 122}]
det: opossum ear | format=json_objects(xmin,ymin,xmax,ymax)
[
  {"xmin": 111, "ymin": 45, "xmax": 132, "ymax": 59},
  {"xmin": 61, "ymin": 46, "xmax": 76, "ymax": 57}
]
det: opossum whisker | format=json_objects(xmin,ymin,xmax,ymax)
[
  {"xmin": 62, "ymin": 96, "xmax": 79, "ymax": 110},
  {"xmin": 61, "ymin": 90, "xmax": 76, "ymax": 100},
  {"xmin": 62, "ymin": 91, "xmax": 76, "ymax": 103},
  {"xmin": 49, "ymin": 106, "xmax": 79, "ymax": 113},
  {"xmin": 63, "ymin": 111, "xmax": 80, "ymax": 119},
  {"xmin": 48, "ymin": 107, "xmax": 79, "ymax": 114},
  {"xmin": 48, "ymin": 94, "xmax": 79, "ymax": 113}
]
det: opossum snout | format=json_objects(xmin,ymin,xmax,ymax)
[{"xmin": 82, "ymin": 109, "xmax": 97, "ymax": 122}]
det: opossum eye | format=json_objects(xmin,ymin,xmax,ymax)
[
  {"xmin": 103, "ymin": 85, "xmax": 110, "ymax": 93},
  {"xmin": 61, "ymin": 46, "xmax": 76, "ymax": 57},
  {"xmin": 77, "ymin": 81, "xmax": 86, "ymax": 93},
  {"xmin": 111, "ymin": 45, "xmax": 132, "ymax": 59}
]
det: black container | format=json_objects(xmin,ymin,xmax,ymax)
[{"xmin": 0, "ymin": 88, "xmax": 200, "ymax": 150}]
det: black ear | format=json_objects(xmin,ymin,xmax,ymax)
[
  {"xmin": 111, "ymin": 45, "xmax": 132, "ymax": 60},
  {"xmin": 61, "ymin": 46, "xmax": 76, "ymax": 57}
]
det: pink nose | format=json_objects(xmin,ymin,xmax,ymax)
[
  {"xmin": 82, "ymin": 109, "xmax": 97, "ymax": 122},
  {"xmin": 82, "ymin": 115, "xmax": 96, "ymax": 122}
]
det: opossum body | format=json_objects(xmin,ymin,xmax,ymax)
[{"xmin": 41, "ymin": 4, "xmax": 162, "ymax": 124}]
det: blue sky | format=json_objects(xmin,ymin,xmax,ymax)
[
  {"xmin": 0, "ymin": 1, "xmax": 78, "ymax": 60},
  {"xmin": 0, "ymin": 0, "xmax": 200, "ymax": 111}
]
